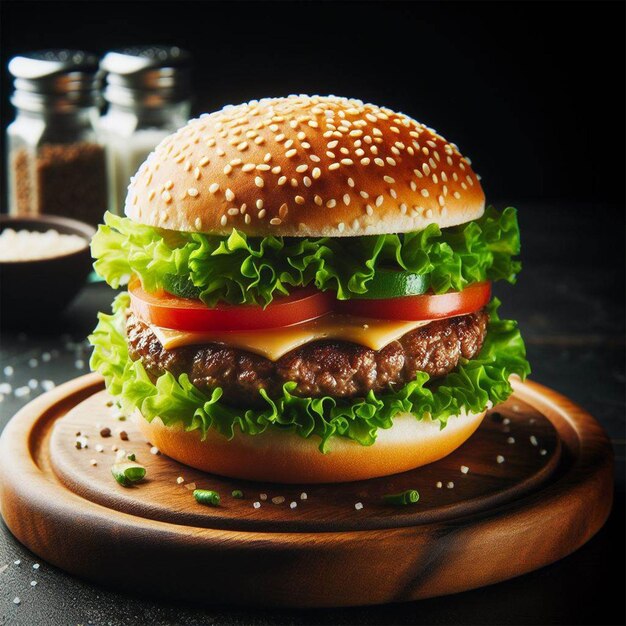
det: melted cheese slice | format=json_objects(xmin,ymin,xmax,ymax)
[{"xmin": 151, "ymin": 314, "xmax": 433, "ymax": 361}]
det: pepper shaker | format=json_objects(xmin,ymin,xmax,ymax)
[
  {"xmin": 98, "ymin": 46, "xmax": 192, "ymax": 215},
  {"xmin": 6, "ymin": 50, "xmax": 107, "ymax": 225}
]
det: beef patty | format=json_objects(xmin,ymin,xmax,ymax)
[{"xmin": 126, "ymin": 309, "xmax": 488, "ymax": 406}]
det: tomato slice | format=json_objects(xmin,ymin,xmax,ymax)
[
  {"xmin": 336, "ymin": 281, "xmax": 492, "ymax": 320},
  {"xmin": 129, "ymin": 282, "xmax": 334, "ymax": 331}
]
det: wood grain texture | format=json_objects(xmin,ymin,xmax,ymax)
[{"xmin": 0, "ymin": 373, "xmax": 614, "ymax": 607}]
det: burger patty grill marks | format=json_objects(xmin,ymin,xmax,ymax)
[{"xmin": 126, "ymin": 309, "xmax": 488, "ymax": 407}]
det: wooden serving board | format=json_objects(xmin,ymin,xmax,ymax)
[{"xmin": 0, "ymin": 373, "xmax": 613, "ymax": 607}]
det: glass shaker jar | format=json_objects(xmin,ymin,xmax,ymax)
[
  {"xmin": 98, "ymin": 46, "xmax": 192, "ymax": 215},
  {"xmin": 6, "ymin": 50, "xmax": 108, "ymax": 225}
]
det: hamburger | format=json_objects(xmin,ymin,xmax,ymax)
[{"xmin": 89, "ymin": 95, "xmax": 529, "ymax": 483}]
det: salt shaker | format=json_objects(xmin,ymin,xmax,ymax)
[
  {"xmin": 98, "ymin": 46, "xmax": 192, "ymax": 215},
  {"xmin": 6, "ymin": 50, "xmax": 107, "ymax": 225}
]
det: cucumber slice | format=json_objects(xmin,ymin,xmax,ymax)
[
  {"xmin": 354, "ymin": 269, "xmax": 429, "ymax": 299},
  {"xmin": 162, "ymin": 274, "xmax": 202, "ymax": 300}
]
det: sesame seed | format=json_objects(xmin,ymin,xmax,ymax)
[
  {"xmin": 270, "ymin": 218, "xmax": 282, "ymax": 225},
  {"xmin": 295, "ymin": 195, "xmax": 305, "ymax": 205},
  {"xmin": 314, "ymin": 195, "xmax": 323, "ymax": 206},
  {"xmin": 338, "ymin": 222, "xmax": 345, "ymax": 233},
  {"xmin": 256, "ymin": 199, "xmax": 264, "ymax": 209},
  {"xmin": 290, "ymin": 501, "xmax": 297, "ymax": 509},
  {"xmin": 278, "ymin": 176, "xmax": 287, "ymax": 185},
  {"xmin": 436, "ymin": 481, "xmax": 443, "ymax": 488},
  {"xmin": 530, "ymin": 435, "xmax": 538, "ymax": 446},
  {"xmin": 161, "ymin": 190, "xmax": 172, "ymax": 203},
  {"xmin": 300, "ymin": 492, "xmax": 308, "ymax": 500},
  {"xmin": 447, "ymin": 482, "xmax": 455, "ymax": 489},
  {"xmin": 225, "ymin": 188, "xmax": 235, "ymax": 201},
  {"xmin": 540, "ymin": 449, "xmax": 547, "ymax": 456},
  {"xmin": 164, "ymin": 180, "xmax": 174, "ymax": 190},
  {"xmin": 228, "ymin": 208, "xmax": 239, "ymax": 216},
  {"xmin": 187, "ymin": 187, "xmax": 199, "ymax": 197},
  {"xmin": 366, "ymin": 204, "xmax": 374, "ymax": 216},
  {"xmin": 242, "ymin": 163, "xmax": 255, "ymax": 172},
  {"xmin": 343, "ymin": 193, "xmax": 351, "ymax": 205},
  {"xmin": 507, "ymin": 436, "xmax": 516, "ymax": 444},
  {"xmin": 285, "ymin": 149, "xmax": 297, "ymax": 158},
  {"xmin": 328, "ymin": 163, "xmax": 340, "ymax": 170},
  {"xmin": 497, "ymin": 455, "xmax": 505, "ymax": 464},
  {"xmin": 460, "ymin": 465, "xmax": 469, "ymax": 474},
  {"xmin": 374, "ymin": 158, "xmax": 384, "ymax": 167},
  {"xmin": 354, "ymin": 502, "xmax": 364, "ymax": 510},
  {"xmin": 223, "ymin": 164, "xmax": 232, "ymax": 174},
  {"xmin": 220, "ymin": 216, "xmax": 227, "ymax": 226},
  {"xmin": 383, "ymin": 175, "xmax": 395, "ymax": 184},
  {"xmin": 375, "ymin": 195, "xmax": 383, "ymax": 207},
  {"xmin": 421, "ymin": 189, "xmax": 429, "ymax": 197},
  {"xmin": 453, "ymin": 191, "xmax": 461, "ymax": 199},
  {"xmin": 257, "ymin": 209, "xmax": 266, "ymax": 218},
  {"xmin": 312, "ymin": 167, "xmax": 321, "ymax": 179},
  {"xmin": 254, "ymin": 176, "xmax": 264, "ymax": 188},
  {"xmin": 209, "ymin": 183, "xmax": 220, "ymax": 194},
  {"xmin": 341, "ymin": 158, "xmax": 354, "ymax": 166}
]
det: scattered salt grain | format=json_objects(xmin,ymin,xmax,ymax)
[
  {"xmin": 0, "ymin": 382, "xmax": 11, "ymax": 394},
  {"xmin": 15, "ymin": 386, "xmax": 30, "ymax": 398},
  {"xmin": 90, "ymin": 459, "xmax": 97, "ymax": 467},
  {"xmin": 13, "ymin": 597, "xmax": 20, "ymax": 605},
  {"xmin": 503, "ymin": 417, "xmax": 511, "ymax": 425},
  {"xmin": 28, "ymin": 379, "xmax": 38, "ymax": 390},
  {"xmin": 32, "ymin": 563, "xmax": 39, "ymax": 570},
  {"xmin": 507, "ymin": 436, "xmax": 516, "ymax": 444},
  {"xmin": 75, "ymin": 360, "xmax": 85, "ymax": 369},
  {"xmin": 28, "ymin": 358, "xmax": 38, "ymax": 368},
  {"xmin": 176, "ymin": 476, "xmax": 185, "ymax": 485},
  {"xmin": 14, "ymin": 560, "xmax": 21, "ymax": 565},
  {"xmin": 497, "ymin": 455, "xmax": 505, "ymax": 464},
  {"xmin": 271, "ymin": 496, "xmax": 285, "ymax": 505},
  {"xmin": 540, "ymin": 449, "xmax": 547, "ymax": 456},
  {"xmin": 290, "ymin": 501, "xmax": 297, "ymax": 509},
  {"xmin": 30, "ymin": 580, "xmax": 37, "ymax": 587},
  {"xmin": 446, "ymin": 481, "xmax": 454, "ymax": 489},
  {"xmin": 42, "ymin": 352, "xmax": 51, "ymax": 362},
  {"xmin": 3, "ymin": 366, "xmax": 14, "ymax": 376},
  {"xmin": 512, "ymin": 404, "xmax": 522, "ymax": 413},
  {"xmin": 41, "ymin": 380, "xmax": 55, "ymax": 391},
  {"xmin": 115, "ymin": 449, "xmax": 126, "ymax": 461},
  {"xmin": 460, "ymin": 465, "xmax": 469, "ymax": 474},
  {"xmin": 150, "ymin": 446, "xmax": 160, "ymax": 455},
  {"xmin": 184, "ymin": 482, "xmax": 196, "ymax": 491},
  {"xmin": 354, "ymin": 502, "xmax": 364, "ymax": 510},
  {"xmin": 300, "ymin": 492, "xmax": 308, "ymax": 501},
  {"xmin": 259, "ymin": 493, "xmax": 268, "ymax": 501},
  {"xmin": 253, "ymin": 501, "xmax": 261, "ymax": 509},
  {"xmin": 530, "ymin": 435, "xmax": 538, "ymax": 446},
  {"xmin": 436, "ymin": 481, "xmax": 443, "ymax": 488}
]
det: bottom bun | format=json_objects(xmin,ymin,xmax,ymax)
[{"xmin": 135, "ymin": 409, "xmax": 486, "ymax": 484}]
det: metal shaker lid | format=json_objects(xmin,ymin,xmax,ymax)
[
  {"xmin": 100, "ymin": 46, "xmax": 191, "ymax": 108},
  {"xmin": 8, "ymin": 50, "xmax": 100, "ymax": 111}
]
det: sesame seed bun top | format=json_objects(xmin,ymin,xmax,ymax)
[{"xmin": 125, "ymin": 95, "xmax": 485, "ymax": 237}]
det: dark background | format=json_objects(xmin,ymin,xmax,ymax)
[
  {"xmin": 1, "ymin": 1, "xmax": 624, "ymax": 211},
  {"xmin": 1, "ymin": 2, "xmax": 624, "ymax": 625}
]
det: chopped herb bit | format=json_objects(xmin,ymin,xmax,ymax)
[
  {"xmin": 111, "ymin": 461, "xmax": 146, "ymax": 487},
  {"xmin": 383, "ymin": 489, "xmax": 420, "ymax": 505},
  {"xmin": 127, "ymin": 453, "xmax": 136, "ymax": 462},
  {"xmin": 231, "ymin": 489, "xmax": 244, "ymax": 499},
  {"xmin": 193, "ymin": 489, "xmax": 220, "ymax": 506}
]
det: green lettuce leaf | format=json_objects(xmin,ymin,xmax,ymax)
[
  {"xmin": 89, "ymin": 294, "xmax": 530, "ymax": 453},
  {"xmin": 91, "ymin": 206, "xmax": 521, "ymax": 306}
]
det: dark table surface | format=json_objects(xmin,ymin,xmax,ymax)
[{"xmin": 0, "ymin": 202, "xmax": 624, "ymax": 626}]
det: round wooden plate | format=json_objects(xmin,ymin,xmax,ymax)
[{"xmin": 0, "ymin": 374, "xmax": 613, "ymax": 607}]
